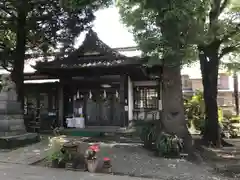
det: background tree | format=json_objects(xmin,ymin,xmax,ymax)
[
  {"xmin": 117, "ymin": 0, "xmax": 205, "ymax": 155},
  {"xmin": 233, "ymin": 72, "xmax": 239, "ymax": 115},
  {"xmin": 0, "ymin": 0, "xmax": 110, "ymax": 107},
  {"xmin": 223, "ymin": 54, "xmax": 240, "ymax": 116},
  {"xmin": 198, "ymin": 0, "xmax": 240, "ymax": 147},
  {"xmin": 118, "ymin": 0, "xmax": 240, "ymax": 147}
]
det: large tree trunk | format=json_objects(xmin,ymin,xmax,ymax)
[
  {"xmin": 161, "ymin": 65, "xmax": 193, "ymax": 154},
  {"xmin": 11, "ymin": 1, "xmax": 27, "ymax": 109},
  {"xmin": 198, "ymin": 45, "xmax": 221, "ymax": 147},
  {"xmin": 233, "ymin": 72, "xmax": 239, "ymax": 116}
]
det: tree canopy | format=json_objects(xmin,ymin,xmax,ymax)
[
  {"xmin": 117, "ymin": 0, "xmax": 205, "ymax": 66},
  {"xmin": 117, "ymin": 0, "xmax": 240, "ymax": 65},
  {"xmin": 0, "ymin": 0, "xmax": 111, "ymax": 107},
  {"xmin": 0, "ymin": 0, "xmax": 110, "ymax": 70}
]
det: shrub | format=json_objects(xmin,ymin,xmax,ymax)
[
  {"xmin": 47, "ymin": 136, "xmax": 71, "ymax": 168},
  {"xmin": 218, "ymin": 108, "xmax": 224, "ymax": 125},
  {"xmin": 231, "ymin": 116, "xmax": 240, "ymax": 121},
  {"xmin": 184, "ymin": 91, "xmax": 205, "ymax": 131},
  {"xmin": 140, "ymin": 122, "xmax": 157, "ymax": 148},
  {"xmin": 184, "ymin": 91, "xmax": 224, "ymax": 132},
  {"xmin": 48, "ymin": 136, "xmax": 67, "ymax": 153},
  {"xmin": 231, "ymin": 116, "xmax": 240, "ymax": 123},
  {"xmin": 48, "ymin": 136, "xmax": 68, "ymax": 160},
  {"xmin": 49, "ymin": 149, "xmax": 69, "ymax": 163},
  {"xmin": 155, "ymin": 132, "xmax": 183, "ymax": 158},
  {"xmin": 223, "ymin": 110, "xmax": 233, "ymax": 120}
]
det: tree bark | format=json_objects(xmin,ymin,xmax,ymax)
[
  {"xmin": 198, "ymin": 45, "xmax": 221, "ymax": 147},
  {"xmin": 161, "ymin": 65, "xmax": 193, "ymax": 154},
  {"xmin": 233, "ymin": 72, "xmax": 239, "ymax": 116},
  {"xmin": 11, "ymin": 1, "xmax": 27, "ymax": 109}
]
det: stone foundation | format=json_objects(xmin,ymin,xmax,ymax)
[
  {"xmin": 0, "ymin": 91, "xmax": 39, "ymax": 149},
  {"xmin": 0, "ymin": 133, "xmax": 40, "ymax": 149}
]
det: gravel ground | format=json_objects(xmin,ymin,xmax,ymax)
[
  {"xmin": 106, "ymin": 143, "xmax": 231, "ymax": 180},
  {"xmin": 36, "ymin": 137, "xmax": 235, "ymax": 180}
]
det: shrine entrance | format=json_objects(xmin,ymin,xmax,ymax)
[
  {"xmin": 63, "ymin": 82, "xmax": 122, "ymax": 127},
  {"xmin": 85, "ymin": 89, "xmax": 121, "ymax": 126}
]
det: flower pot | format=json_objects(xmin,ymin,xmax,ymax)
[
  {"xmin": 87, "ymin": 159, "xmax": 98, "ymax": 173},
  {"xmin": 52, "ymin": 159, "xmax": 59, "ymax": 168},
  {"xmin": 63, "ymin": 142, "xmax": 78, "ymax": 155},
  {"xmin": 102, "ymin": 159, "xmax": 112, "ymax": 173},
  {"xmin": 58, "ymin": 160, "xmax": 66, "ymax": 168},
  {"xmin": 65, "ymin": 162, "xmax": 73, "ymax": 170}
]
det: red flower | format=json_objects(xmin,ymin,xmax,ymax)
[
  {"xmin": 89, "ymin": 144, "xmax": 100, "ymax": 152},
  {"xmin": 103, "ymin": 157, "xmax": 110, "ymax": 161}
]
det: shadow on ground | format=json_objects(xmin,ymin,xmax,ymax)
[
  {"xmin": 195, "ymin": 137, "xmax": 240, "ymax": 178},
  {"xmin": 34, "ymin": 135, "xmax": 229, "ymax": 180}
]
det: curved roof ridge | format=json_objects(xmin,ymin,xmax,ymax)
[{"xmin": 78, "ymin": 28, "xmax": 125, "ymax": 57}]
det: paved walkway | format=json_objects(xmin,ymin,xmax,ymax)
[
  {"xmin": 0, "ymin": 163, "xmax": 151, "ymax": 180},
  {"xmin": 0, "ymin": 137, "xmax": 49, "ymax": 165}
]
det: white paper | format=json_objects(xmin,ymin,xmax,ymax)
[
  {"xmin": 75, "ymin": 117, "xmax": 85, "ymax": 128},
  {"xmin": 78, "ymin": 108, "xmax": 83, "ymax": 114},
  {"xmin": 66, "ymin": 118, "xmax": 74, "ymax": 128},
  {"xmin": 159, "ymin": 100, "xmax": 162, "ymax": 110}
]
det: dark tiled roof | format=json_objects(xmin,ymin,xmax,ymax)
[
  {"xmin": 35, "ymin": 29, "xmax": 142, "ymax": 69},
  {"xmin": 37, "ymin": 56, "xmax": 141, "ymax": 69}
]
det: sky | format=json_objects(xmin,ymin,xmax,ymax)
[
  {"xmin": 76, "ymin": 7, "xmax": 136, "ymax": 49},
  {"xmin": 76, "ymin": 6, "xmax": 202, "ymax": 79}
]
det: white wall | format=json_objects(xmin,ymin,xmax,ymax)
[{"xmin": 133, "ymin": 81, "xmax": 158, "ymax": 86}]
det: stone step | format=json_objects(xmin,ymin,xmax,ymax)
[
  {"xmin": 0, "ymin": 133, "xmax": 40, "ymax": 149},
  {"xmin": 0, "ymin": 137, "xmax": 49, "ymax": 165}
]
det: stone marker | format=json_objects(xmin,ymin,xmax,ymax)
[{"xmin": 0, "ymin": 74, "xmax": 39, "ymax": 149}]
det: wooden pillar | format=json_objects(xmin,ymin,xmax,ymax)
[
  {"xmin": 128, "ymin": 76, "xmax": 133, "ymax": 121},
  {"xmin": 58, "ymin": 83, "xmax": 64, "ymax": 127},
  {"xmin": 158, "ymin": 79, "xmax": 162, "ymax": 110},
  {"xmin": 120, "ymin": 74, "xmax": 128, "ymax": 127},
  {"xmin": 157, "ymin": 79, "xmax": 162, "ymax": 120}
]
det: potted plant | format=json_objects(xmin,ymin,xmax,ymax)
[
  {"xmin": 50, "ymin": 151, "xmax": 61, "ymax": 168},
  {"xmin": 48, "ymin": 136, "xmax": 69, "ymax": 168},
  {"xmin": 49, "ymin": 148, "xmax": 70, "ymax": 168},
  {"xmin": 140, "ymin": 123, "xmax": 157, "ymax": 149},
  {"xmin": 85, "ymin": 144, "xmax": 100, "ymax": 173},
  {"xmin": 155, "ymin": 132, "xmax": 183, "ymax": 158},
  {"xmin": 102, "ymin": 157, "xmax": 112, "ymax": 173}
]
